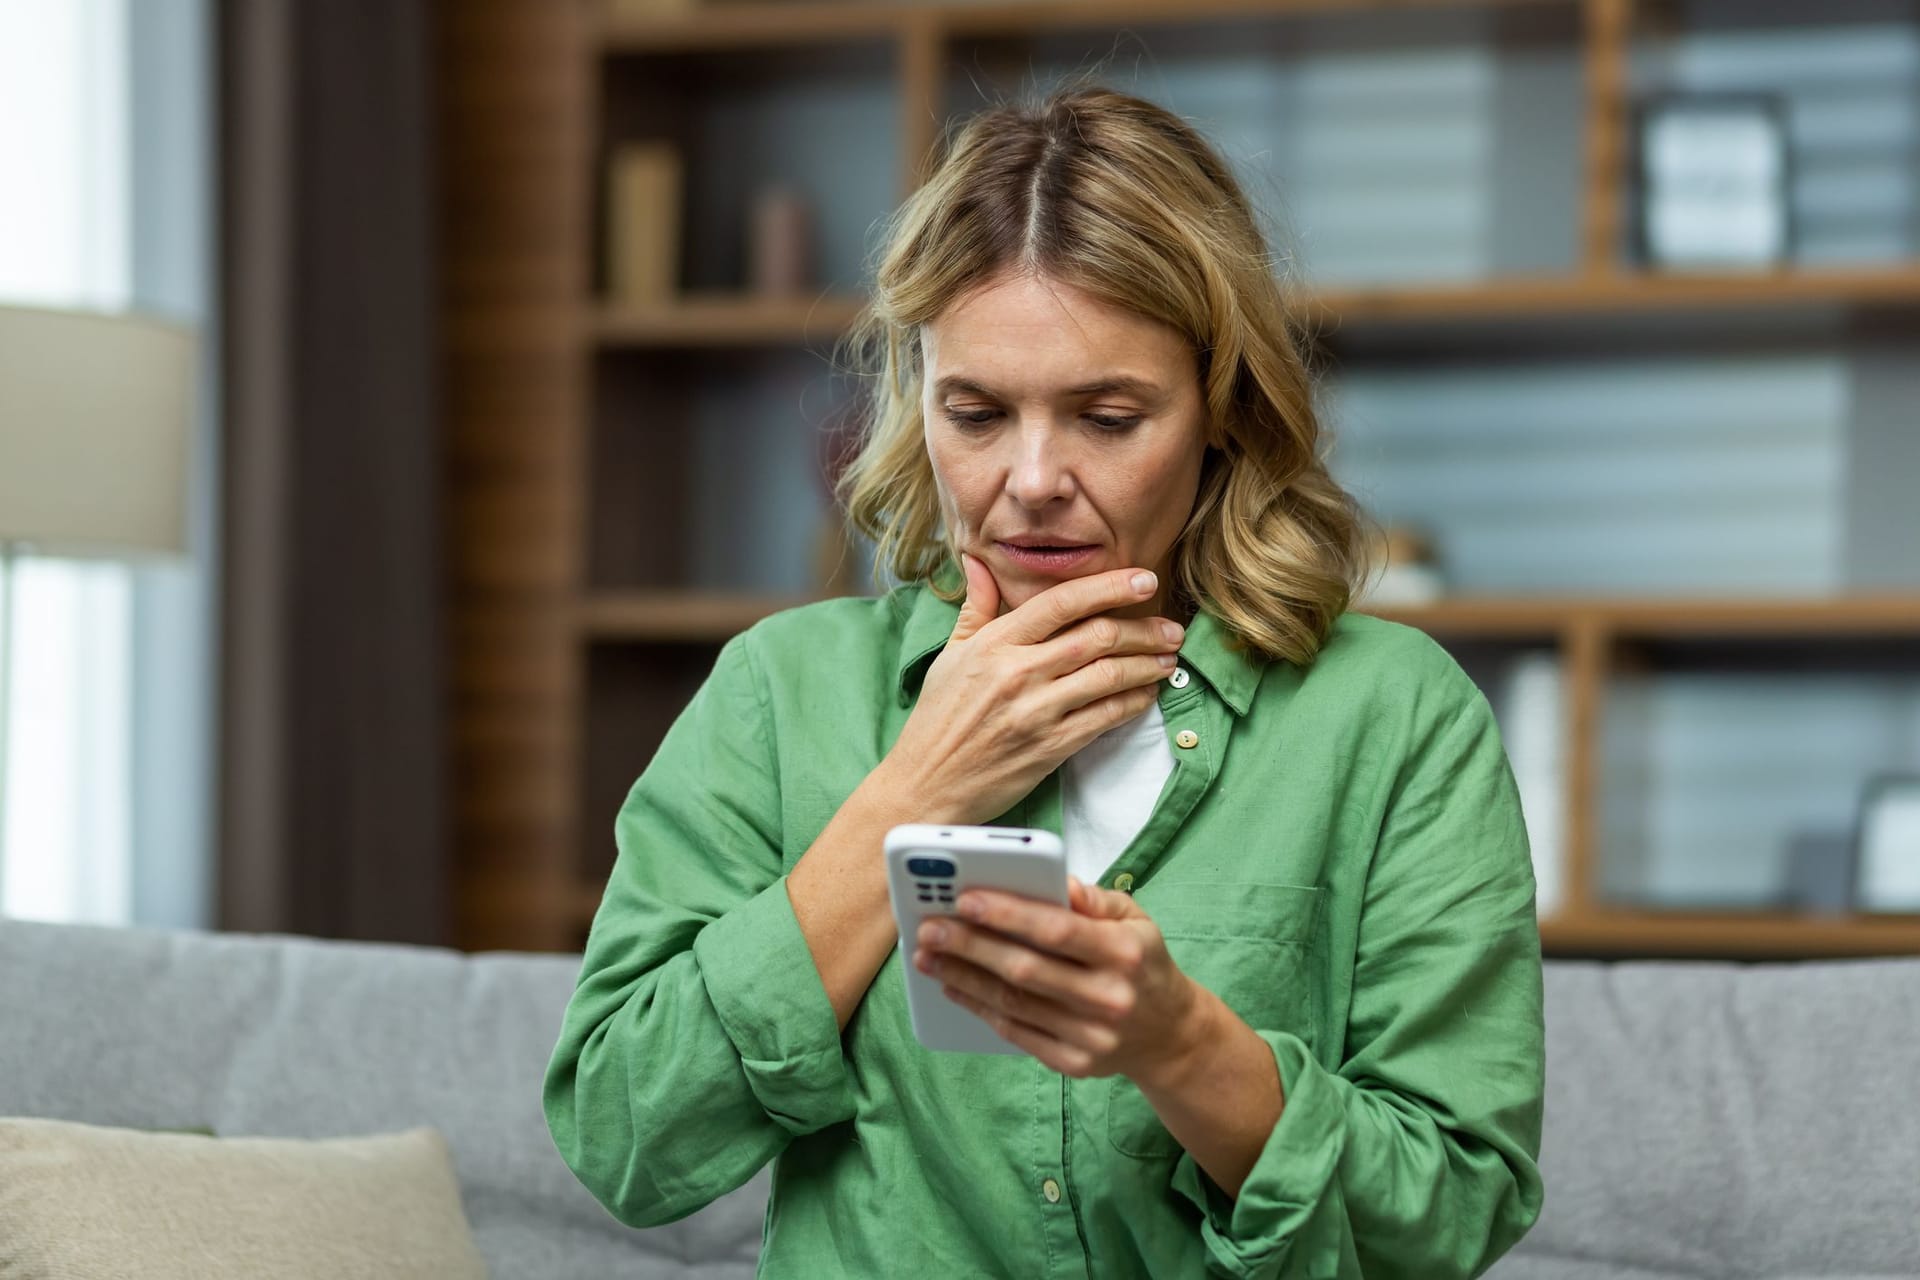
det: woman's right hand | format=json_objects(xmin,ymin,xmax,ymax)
[{"xmin": 876, "ymin": 553, "xmax": 1185, "ymax": 827}]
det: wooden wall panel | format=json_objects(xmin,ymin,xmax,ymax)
[{"xmin": 440, "ymin": 0, "xmax": 590, "ymax": 951}]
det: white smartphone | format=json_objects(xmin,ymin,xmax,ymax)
[{"xmin": 884, "ymin": 823, "xmax": 1069, "ymax": 1054}]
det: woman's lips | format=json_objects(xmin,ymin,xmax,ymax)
[{"xmin": 994, "ymin": 542, "xmax": 1099, "ymax": 574}]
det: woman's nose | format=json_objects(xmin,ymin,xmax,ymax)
[{"xmin": 1005, "ymin": 424, "xmax": 1075, "ymax": 508}]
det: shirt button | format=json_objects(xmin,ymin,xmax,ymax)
[
  {"xmin": 1112, "ymin": 872, "xmax": 1134, "ymax": 893},
  {"xmin": 1175, "ymin": 729, "xmax": 1199, "ymax": 750},
  {"xmin": 1168, "ymin": 667, "xmax": 1190, "ymax": 689},
  {"xmin": 1041, "ymin": 1178, "xmax": 1061, "ymax": 1203}
]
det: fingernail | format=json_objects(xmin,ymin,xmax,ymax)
[
  {"xmin": 1131, "ymin": 571, "xmax": 1157, "ymax": 594},
  {"xmin": 1157, "ymin": 652, "xmax": 1178, "ymax": 667},
  {"xmin": 921, "ymin": 920, "xmax": 947, "ymax": 945},
  {"xmin": 1161, "ymin": 621, "xmax": 1184, "ymax": 644}
]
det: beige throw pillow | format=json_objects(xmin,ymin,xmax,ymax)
[{"xmin": 0, "ymin": 1117, "xmax": 489, "ymax": 1279}]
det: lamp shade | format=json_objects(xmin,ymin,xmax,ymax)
[{"xmin": 0, "ymin": 304, "xmax": 196, "ymax": 557}]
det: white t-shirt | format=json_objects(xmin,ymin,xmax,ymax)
[{"xmin": 1061, "ymin": 699, "xmax": 1176, "ymax": 888}]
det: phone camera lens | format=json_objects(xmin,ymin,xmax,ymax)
[{"xmin": 906, "ymin": 856, "xmax": 956, "ymax": 879}]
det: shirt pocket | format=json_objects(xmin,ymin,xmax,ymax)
[{"xmin": 1105, "ymin": 880, "xmax": 1324, "ymax": 1160}]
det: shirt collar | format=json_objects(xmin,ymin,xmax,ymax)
[{"xmin": 893, "ymin": 556, "xmax": 1268, "ymax": 716}]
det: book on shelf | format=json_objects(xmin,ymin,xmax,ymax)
[{"xmin": 606, "ymin": 141, "xmax": 683, "ymax": 306}]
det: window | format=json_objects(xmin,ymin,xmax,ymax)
[{"xmin": 0, "ymin": 0, "xmax": 213, "ymax": 927}]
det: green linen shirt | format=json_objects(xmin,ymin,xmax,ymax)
[{"xmin": 544, "ymin": 569, "xmax": 1546, "ymax": 1279}]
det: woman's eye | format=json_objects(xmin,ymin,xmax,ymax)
[{"xmin": 938, "ymin": 408, "xmax": 1140, "ymax": 431}]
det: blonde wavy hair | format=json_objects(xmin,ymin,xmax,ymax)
[{"xmin": 833, "ymin": 82, "xmax": 1370, "ymax": 667}]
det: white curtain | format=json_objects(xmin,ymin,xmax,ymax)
[{"xmin": 0, "ymin": 0, "xmax": 136, "ymax": 923}]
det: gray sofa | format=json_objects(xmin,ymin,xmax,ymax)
[{"xmin": 1, "ymin": 915, "xmax": 1915, "ymax": 1278}]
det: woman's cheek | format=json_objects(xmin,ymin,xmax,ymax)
[{"xmin": 926, "ymin": 462, "xmax": 962, "ymax": 529}]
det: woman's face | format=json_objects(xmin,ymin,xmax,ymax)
[{"xmin": 920, "ymin": 271, "xmax": 1208, "ymax": 621}]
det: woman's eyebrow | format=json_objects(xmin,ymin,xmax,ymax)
[{"xmin": 932, "ymin": 374, "xmax": 1165, "ymax": 399}]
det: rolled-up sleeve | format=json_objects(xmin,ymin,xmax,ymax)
[
  {"xmin": 543, "ymin": 630, "xmax": 854, "ymax": 1229},
  {"xmin": 1171, "ymin": 672, "xmax": 1547, "ymax": 1278},
  {"xmin": 693, "ymin": 875, "xmax": 854, "ymax": 1131}
]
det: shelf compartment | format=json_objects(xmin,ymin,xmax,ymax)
[
  {"xmin": 1624, "ymin": 3, "xmax": 1920, "ymax": 274},
  {"xmin": 946, "ymin": 5, "xmax": 1585, "ymax": 292},
  {"xmin": 586, "ymin": 348, "xmax": 855, "ymax": 596},
  {"xmin": 1599, "ymin": 636, "xmax": 1920, "ymax": 914},
  {"xmin": 597, "ymin": 41, "xmax": 898, "ymax": 301}
]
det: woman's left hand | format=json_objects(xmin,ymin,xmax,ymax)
[{"xmin": 913, "ymin": 877, "xmax": 1210, "ymax": 1085}]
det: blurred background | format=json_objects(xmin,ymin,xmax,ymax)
[{"xmin": 1, "ymin": 0, "xmax": 1916, "ymax": 960}]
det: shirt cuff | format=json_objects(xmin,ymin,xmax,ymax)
[
  {"xmin": 691, "ymin": 874, "xmax": 855, "ymax": 1135},
  {"xmin": 1171, "ymin": 1031, "xmax": 1350, "ymax": 1278}
]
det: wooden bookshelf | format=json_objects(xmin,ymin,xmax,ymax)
[{"xmin": 443, "ymin": 0, "xmax": 1920, "ymax": 959}]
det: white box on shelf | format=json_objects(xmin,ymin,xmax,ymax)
[{"xmin": 1502, "ymin": 651, "xmax": 1566, "ymax": 919}]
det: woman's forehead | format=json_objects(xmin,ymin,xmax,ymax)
[{"xmin": 922, "ymin": 276, "xmax": 1193, "ymax": 397}]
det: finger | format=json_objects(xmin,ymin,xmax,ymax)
[
  {"xmin": 951, "ymin": 551, "xmax": 1001, "ymax": 642},
  {"xmin": 1042, "ymin": 652, "xmax": 1177, "ymax": 720},
  {"xmin": 929, "ymin": 951, "xmax": 1121, "ymax": 1074},
  {"xmin": 1073, "ymin": 882, "xmax": 1139, "ymax": 921},
  {"xmin": 920, "ymin": 947, "xmax": 1082, "ymax": 1023},
  {"xmin": 917, "ymin": 920, "xmax": 1125, "ymax": 1018},
  {"xmin": 1040, "ymin": 681, "xmax": 1164, "ymax": 763},
  {"xmin": 1029, "ymin": 613, "xmax": 1185, "ymax": 679},
  {"xmin": 940, "ymin": 982, "xmax": 1105, "ymax": 1074},
  {"xmin": 951, "ymin": 889, "xmax": 1140, "ymax": 979},
  {"xmin": 992, "ymin": 567, "xmax": 1159, "ymax": 646}
]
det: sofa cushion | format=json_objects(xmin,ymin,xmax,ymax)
[
  {"xmin": 0, "ymin": 1117, "xmax": 487, "ymax": 1279},
  {"xmin": 0, "ymin": 917, "xmax": 765, "ymax": 1280}
]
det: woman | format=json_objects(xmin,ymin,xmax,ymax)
[{"xmin": 545, "ymin": 85, "xmax": 1544, "ymax": 1279}]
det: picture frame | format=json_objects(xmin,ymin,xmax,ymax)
[
  {"xmin": 1635, "ymin": 92, "xmax": 1793, "ymax": 271},
  {"xmin": 1850, "ymin": 775, "xmax": 1920, "ymax": 914}
]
